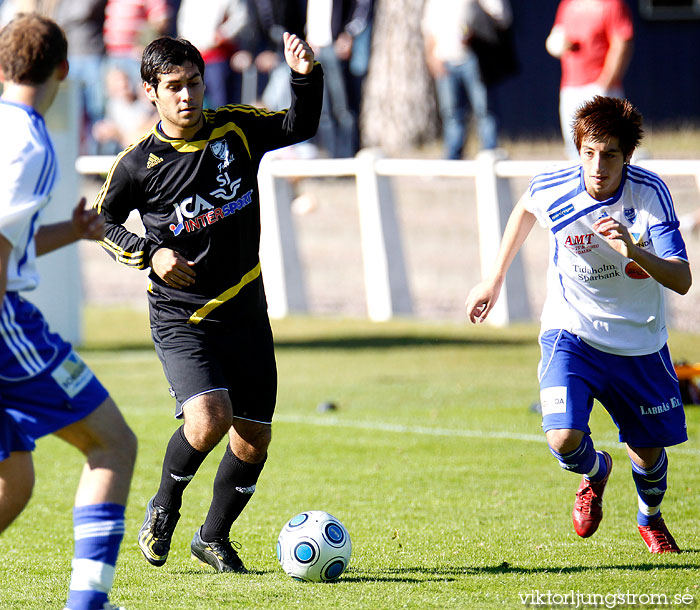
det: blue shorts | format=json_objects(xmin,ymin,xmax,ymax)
[
  {"xmin": 0, "ymin": 294, "xmax": 108, "ymax": 462},
  {"xmin": 538, "ymin": 329, "xmax": 686, "ymax": 448}
]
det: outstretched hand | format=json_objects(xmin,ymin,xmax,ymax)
[
  {"xmin": 283, "ymin": 32, "xmax": 314, "ymax": 75},
  {"xmin": 72, "ymin": 197, "xmax": 105, "ymax": 240},
  {"xmin": 465, "ymin": 279, "xmax": 503, "ymax": 324}
]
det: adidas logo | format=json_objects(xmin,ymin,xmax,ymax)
[
  {"xmin": 235, "ymin": 484, "xmax": 256, "ymax": 495},
  {"xmin": 170, "ymin": 473, "xmax": 194, "ymax": 482},
  {"xmin": 147, "ymin": 153, "xmax": 163, "ymax": 168}
]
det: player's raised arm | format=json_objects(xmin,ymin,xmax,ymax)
[
  {"xmin": 283, "ymin": 32, "xmax": 314, "ymax": 75},
  {"xmin": 465, "ymin": 195, "xmax": 537, "ymax": 324}
]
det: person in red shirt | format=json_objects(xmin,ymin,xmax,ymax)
[
  {"xmin": 103, "ymin": 0, "xmax": 171, "ymax": 89},
  {"xmin": 546, "ymin": 0, "xmax": 634, "ymax": 159}
]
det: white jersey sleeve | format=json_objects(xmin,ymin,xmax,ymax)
[{"xmin": 0, "ymin": 101, "xmax": 57, "ymax": 292}]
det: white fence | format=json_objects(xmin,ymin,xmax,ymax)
[
  {"xmin": 75, "ymin": 151, "xmax": 700, "ymax": 326},
  {"xmin": 32, "ymin": 81, "xmax": 83, "ymax": 345}
]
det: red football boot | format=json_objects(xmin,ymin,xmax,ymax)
[
  {"xmin": 638, "ymin": 517, "xmax": 681, "ymax": 553},
  {"xmin": 572, "ymin": 451, "xmax": 613, "ymax": 538}
]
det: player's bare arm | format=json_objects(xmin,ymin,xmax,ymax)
[
  {"xmin": 592, "ymin": 216, "xmax": 692, "ymax": 294},
  {"xmin": 283, "ymin": 32, "xmax": 314, "ymax": 75},
  {"xmin": 151, "ymin": 247, "xmax": 197, "ymax": 288},
  {"xmin": 34, "ymin": 197, "xmax": 105, "ymax": 256},
  {"xmin": 466, "ymin": 196, "xmax": 537, "ymax": 323}
]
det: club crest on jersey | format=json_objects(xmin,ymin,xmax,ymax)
[
  {"xmin": 624, "ymin": 207, "xmax": 636, "ymax": 222},
  {"xmin": 210, "ymin": 139, "xmax": 235, "ymax": 168}
]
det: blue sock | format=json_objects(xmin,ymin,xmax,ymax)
[
  {"xmin": 631, "ymin": 450, "xmax": 667, "ymax": 526},
  {"xmin": 65, "ymin": 503, "xmax": 125, "ymax": 610},
  {"xmin": 549, "ymin": 434, "xmax": 608, "ymax": 480}
]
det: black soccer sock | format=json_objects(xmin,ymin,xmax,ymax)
[
  {"xmin": 200, "ymin": 445, "xmax": 266, "ymax": 542},
  {"xmin": 153, "ymin": 426, "xmax": 210, "ymax": 512}
]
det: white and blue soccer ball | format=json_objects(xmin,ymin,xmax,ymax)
[{"xmin": 277, "ymin": 511, "xmax": 351, "ymax": 582}]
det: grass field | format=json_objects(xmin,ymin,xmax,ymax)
[{"xmin": 2, "ymin": 309, "xmax": 700, "ymax": 609}]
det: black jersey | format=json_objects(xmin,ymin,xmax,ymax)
[{"xmin": 94, "ymin": 65, "xmax": 323, "ymax": 326}]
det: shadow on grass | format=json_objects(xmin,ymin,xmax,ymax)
[
  {"xmin": 274, "ymin": 334, "xmax": 533, "ymax": 351},
  {"xmin": 343, "ymin": 559, "xmax": 700, "ymax": 582},
  {"xmin": 161, "ymin": 559, "xmax": 700, "ymax": 584},
  {"xmin": 79, "ymin": 342, "xmax": 154, "ymax": 353},
  {"xmin": 78, "ymin": 334, "xmax": 534, "ymax": 353}
]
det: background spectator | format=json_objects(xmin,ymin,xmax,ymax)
[
  {"xmin": 421, "ymin": 0, "xmax": 512, "ymax": 160},
  {"xmin": 239, "ymin": 0, "xmax": 307, "ymax": 110},
  {"xmin": 306, "ymin": 0, "xmax": 371, "ymax": 158},
  {"xmin": 55, "ymin": 0, "xmax": 108, "ymax": 155},
  {"xmin": 92, "ymin": 65, "xmax": 158, "ymax": 152},
  {"xmin": 345, "ymin": 0, "xmax": 373, "ymax": 139},
  {"xmin": 546, "ymin": 0, "xmax": 634, "ymax": 159},
  {"xmin": 103, "ymin": 0, "xmax": 171, "ymax": 89},
  {"xmin": 176, "ymin": 0, "xmax": 249, "ymax": 109}
]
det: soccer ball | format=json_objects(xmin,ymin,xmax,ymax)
[{"xmin": 277, "ymin": 511, "xmax": 351, "ymax": 582}]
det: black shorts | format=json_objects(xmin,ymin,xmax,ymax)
[{"xmin": 151, "ymin": 315, "xmax": 277, "ymax": 423}]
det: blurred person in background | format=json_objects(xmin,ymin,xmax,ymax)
[
  {"xmin": 230, "ymin": 0, "xmax": 319, "ymax": 216},
  {"xmin": 103, "ymin": 0, "xmax": 171, "ymax": 89},
  {"xmin": 345, "ymin": 0, "xmax": 373, "ymax": 133},
  {"xmin": 55, "ymin": 0, "xmax": 108, "ymax": 155},
  {"xmin": 176, "ymin": 0, "xmax": 249, "ymax": 108},
  {"xmin": 546, "ymin": 0, "xmax": 634, "ymax": 159},
  {"xmin": 306, "ymin": 0, "xmax": 371, "ymax": 158},
  {"xmin": 233, "ymin": 0, "xmax": 307, "ymax": 110},
  {"xmin": 422, "ymin": 0, "xmax": 512, "ymax": 160},
  {"xmin": 92, "ymin": 66, "xmax": 158, "ymax": 152}
]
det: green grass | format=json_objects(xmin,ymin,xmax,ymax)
[{"xmin": 2, "ymin": 309, "xmax": 700, "ymax": 609}]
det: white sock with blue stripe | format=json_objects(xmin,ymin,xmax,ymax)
[{"xmin": 64, "ymin": 503, "xmax": 125, "ymax": 610}]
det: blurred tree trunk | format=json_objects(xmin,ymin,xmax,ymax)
[{"xmin": 361, "ymin": 0, "xmax": 439, "ymax": 154}]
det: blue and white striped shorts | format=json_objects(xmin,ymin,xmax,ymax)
[{"xmin": 0, "ymin": 293, "xmax": 108, "ymax": 461}]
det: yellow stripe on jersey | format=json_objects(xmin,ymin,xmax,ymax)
[
  {"xmin": 206, "ymin": 105, "xmax": 283, "ymax": 123},
  {"xmin": 188, "ymin": 262, "xmax": 261, "ymax": 324},
  {"xmin": 92, "ymin": 128, "xmax": 156, "ymax": 214},
  {"xmin": 154, "ymin": 121, "xmax": 254, "ymax": 158},
  {"xmin": 98, "ymin": 237, "xmax": 145, "ymax": 268}
]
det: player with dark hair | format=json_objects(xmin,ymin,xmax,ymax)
[
  {"xmin": 466, "ymin": 96, "xmax": 691, "ymax": 553},
  {"xmin": 93, "ymin": 33, "xmax": 323, "ymax": 573},
  {"xmin": 0, "ymin": 13, "xmax": 136, "ymax": 610}
]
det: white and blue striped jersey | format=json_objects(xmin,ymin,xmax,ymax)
[
  {"xmin": 0, "ymin": 100, "xmax": 62, "ymax": 380},
  {"xmin": 523, "ymin": 163, "xmax": 688, "ymax": 356},
  {"xmin": 0, "ymin": 100, "xmax": 57, "ymax": 292}
]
